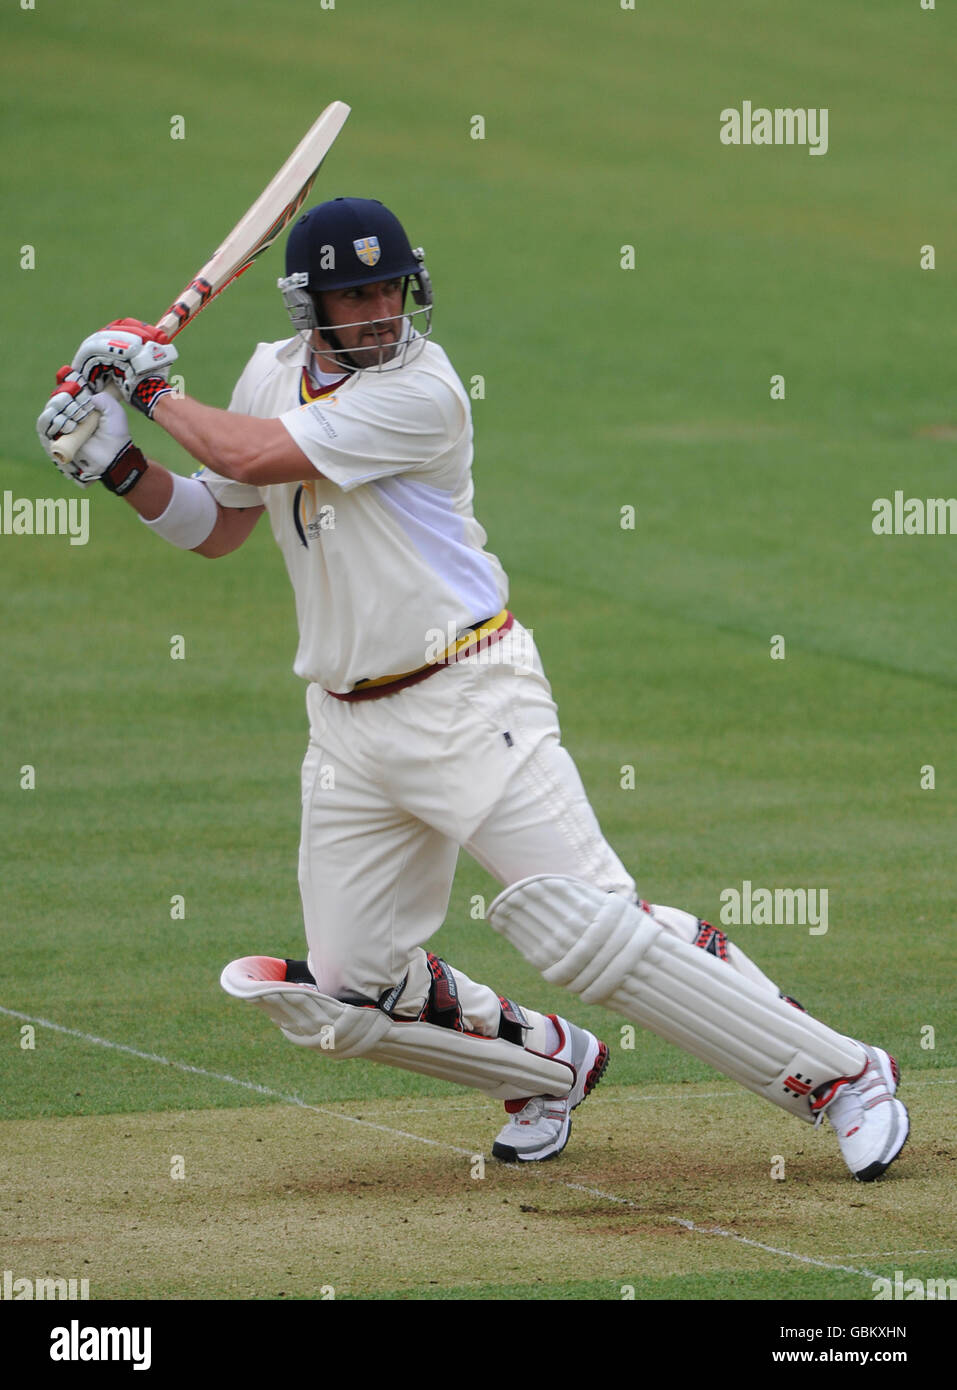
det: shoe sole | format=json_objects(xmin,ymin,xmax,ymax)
[
  {"xmin": 492, "ymin": 1039, "xmax": 610, "ymax": 1163},
  {"xmin": 854, "ymin": 1110, "xmax": 909, "ymax": 1182},
  {"xmin": 492, "ymin": 1117, "xmax": 571, "ymax": 1164},
  {"xmin": 575, "ymin": 1039, "xmax": 609, "ymax": 1109}
]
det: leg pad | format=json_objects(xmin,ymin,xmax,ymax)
[
  {"xmin": 221, "ymin": 956, "xmax": 573, "ymax": 1102},
  {"xmin": 488, "ymin": 876, "xmax": 864, "ymax": 1122}
]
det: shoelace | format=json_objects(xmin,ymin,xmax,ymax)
[
  {"xmin": 826, "ymin": 1060, "xmax": 890, "ymax": 1131},
  {"xmin": 512, "ymin": 1097, "xmax": 567, "ymax": 1125}
]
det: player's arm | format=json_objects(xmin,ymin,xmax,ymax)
[
  {"xmin": 37, "ymin": 374, "xmax": 264, "ymax": 558},
  {"xmin": 61, "ymin": 319, "xmax": 324, "ymax": 487},
  {"xmin": 152, "ymin": 393, "xmax": 322, "ymax": 486},
  {"xmin": 120, "ymin": 459, "xmax": 265, "ymax": 558}
]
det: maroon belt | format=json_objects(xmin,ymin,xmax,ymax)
[{"xmin": 327, "ymin": 611, "xmax": 515, "ymax": 702}]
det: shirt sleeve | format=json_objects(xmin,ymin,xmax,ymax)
[{"xmin": 278, "ymin": 371, "xmax": 463, "ymax": 493}]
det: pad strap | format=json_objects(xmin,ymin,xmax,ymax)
[
  {"xmin": 420, "ymin": 954, "xmax": 464, "ymax": 1030},
  {"xmin": 497, "ymin": 996, "xmax": 530, "ymax": 1046}
]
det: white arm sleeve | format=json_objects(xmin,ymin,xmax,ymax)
[{"xmin": 139, "ymin": 473, "xmax": 218, "ymax": 550}]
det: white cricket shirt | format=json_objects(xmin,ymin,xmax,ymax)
[{"xmin": 193, "ymin": 335, "xmax": 509, "ymax": 693}]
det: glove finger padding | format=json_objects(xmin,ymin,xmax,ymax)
[
  {"xmin": 37, "ymin": 368, "xmax": 96, "ymax": 441},
  {"xmin": 71, "ymin": 321, "xmax": 178, "ymax": 403}
]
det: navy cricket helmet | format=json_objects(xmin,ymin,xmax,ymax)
[{"xmin": 278, "ymin": 197, "xmax": 433, "ymax": 370}]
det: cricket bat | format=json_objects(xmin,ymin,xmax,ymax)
[{"xmin": 52, "ymin": 101, "xmax": 350, "ymax": 466}]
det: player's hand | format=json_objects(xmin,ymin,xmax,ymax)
[
  {"xmin": 37, "ymin": 367, "xmax": 98, "ymax": 487},
  {"xmin": 71, "ymin": 319, "xmax": 178, "ymax": 417},
  {"xmin": 37, "ymin": 379, "xmax": 132, "ymax": 488},
  {"xmin": 37, "ymin": 365, "xmax": 96, "ymax": 443},
  {"xmin": 70, "ymin": 390, "xmax": 132, "ymax": 480}
]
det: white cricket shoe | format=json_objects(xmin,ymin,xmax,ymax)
[
  {"xmin": 813, "ymin": 1045, "xmax": 909, "ymax": 1182},
  {"xmin": 491, "ymin": 1016, "xmax": 608, "ymax": 1163}
]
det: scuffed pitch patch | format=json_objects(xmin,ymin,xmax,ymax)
[{"xmin": 2, "ymin": 1079, "xmax": 953, "ymax": 1299}]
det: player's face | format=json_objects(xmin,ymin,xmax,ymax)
[{"xmin": 314, "ymin": 278, "xmax": 406, "ymax": 367}]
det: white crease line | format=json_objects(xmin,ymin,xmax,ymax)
[
  {"xmin": 564, "ymin": 1184, "xmax": 882, "ymax": 1279},
  {"xmin": 0, "ymin": 1005, "xmax": 474, "ymax": 1157},
  {"xmin": 812, "ymin": 1256, "xmax": 957, "ymax": 1267},
  {"xmin": 0, "ymin": 1003, "xmax": 931, "ymax": 1285}
]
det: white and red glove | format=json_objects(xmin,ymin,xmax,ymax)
[
  {"xmin": 71, "ymin": 319, "xmax": 178, "ymax": 417},
  {"xmin": 36, "ymin": 366, "xmax": 97, "ymax": 445},
  {"xmin": 37, "ymin": 369, "xmax": 147, "ymax": 495}
]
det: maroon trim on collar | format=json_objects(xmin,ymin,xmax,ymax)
[{"xmin": 299, "ymin": 367, "xmax": 349, "ymax": 404}]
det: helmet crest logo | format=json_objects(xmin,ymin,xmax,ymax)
[{"xmin": 353, "ymin": 236, "xmax": 381, "ymax": 266}]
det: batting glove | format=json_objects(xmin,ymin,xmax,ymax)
[
  {"xmin": 37, "ymin": 367, "xmax": 98, "ymax": 487},
  {"xmin": 37, "ymin": 366, "xmax": 97, "ymax": 443},
  {"xmin": 38, "ymin": 374, "xmax": 147, "ymax": 494},
  {"xmin": 71, "ymin": 319, "xmax": 178, "ymax": 417}
]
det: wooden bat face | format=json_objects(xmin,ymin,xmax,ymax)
[
  {"xmin": 157, "ymin": 102, "xmax": 351, "ymax": 338},
  {"xmin": 51, "ymin": 102, "xmax": 351, "ymax": 467}
]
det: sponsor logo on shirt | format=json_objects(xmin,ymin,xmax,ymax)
[
  {"xmin": 305, "ymin": 403, "xmax": 339, "ymax": 439},
  {"xmin": 293, "ymin": 482, "xmax": 336, "ymax": 547}
]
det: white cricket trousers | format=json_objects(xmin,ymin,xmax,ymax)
[{"xmin": 298, "ymin": 620, "xmax": 635, "ymax": 1034}]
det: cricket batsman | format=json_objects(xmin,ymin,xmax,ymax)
[{"xmin": 37, "ymin": 197, "xmax": 909, "ymax": 1177}]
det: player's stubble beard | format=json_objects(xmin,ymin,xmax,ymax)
[
  {"xmin": 310, "ymin": 300, "xmax": 403, "ymax": 373},
  {"xmin": 311, "ymin": 326, "xmax": 401, "ymax": 373}
]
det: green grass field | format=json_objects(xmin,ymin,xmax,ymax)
[{"xmin": 1, "ymin": 0, "xmax": 955, "ymax": 1306}]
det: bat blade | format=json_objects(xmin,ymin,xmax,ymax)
[
  {"xmin": 50, "ymin": 102, "xmax": 350, "ymax": 468},
  {"xmin": 157, "ymin": 101, "xmax": 350, "ymax": 339}
]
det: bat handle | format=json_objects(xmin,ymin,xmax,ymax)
[
  {"xmin": 51, "ymin": 411, "xmax": 99, "ymax": 466},
  {"xmin": 155, "ymin": 310, "xmax": 181, "ymax": 339}
]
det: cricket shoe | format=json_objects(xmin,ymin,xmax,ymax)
[
  {"xmin": 812, "ymin": 1045, "xmax": 909, "ymax": 1182},
  {"xmin": 492, "ymin": 1016, "xmax": 608, "ymax": 1163}
]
